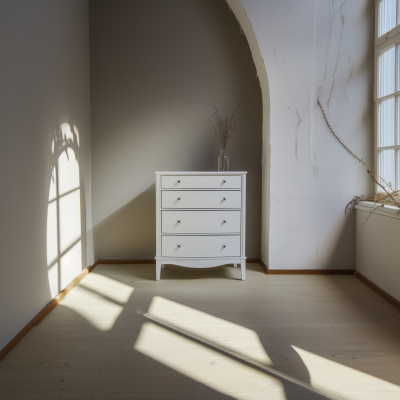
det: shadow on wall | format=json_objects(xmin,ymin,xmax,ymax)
[
  {"xmin": 92, "ymin": 184, "xmax": 156, "ymax": 260},
  {"xmin": 89, "ymin": 0, "xmax": 262, "ymax": 260},
  {"xmin": 46, "ymin": 123, "xmax": 87, "ymax": 298},
  {"xmin": 315, "ymin": 204, "xmax": 357, "ymax": 270}
]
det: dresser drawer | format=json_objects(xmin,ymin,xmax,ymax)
[
  {"xmin": 162, "ymin": 191, "xmax": 241, "ymax": 209},
  {"xmin": 162, "ymin": 175, "xmax": 241, "ymax": 189},
  {"xmin": 162, "ymin": 235, "xmax": 241, "ymax": 258},
  {"xmin": 162, "ymin": 210, "xmax": 240, "ymax": 234}
]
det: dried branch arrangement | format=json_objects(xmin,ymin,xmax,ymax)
[
  {"xmin": 318, "ymin": 100, "xmax": 400, "ymax": 214},
  {"xmin": 209, "ymin": 104, "xmax": 240, "ymax": 149}
]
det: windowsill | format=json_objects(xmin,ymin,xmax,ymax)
[{"xmin": 355, "ymin": 201, "xmax": 400, "ymax": 220}]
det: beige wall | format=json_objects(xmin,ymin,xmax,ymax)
[
  {"xmin": 0, "ymin": 0, "xmax": 92, "ymax": 351},
  {"xmin": 90, "ymin": 0, "xmax": 263, "ymax": 260}
]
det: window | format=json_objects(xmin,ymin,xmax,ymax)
[
  {"xmin": 378, "ymin": 0, "xmax": 397, "ymax": 37},
  {"xmin": 376, "ymin": 0, "xmax": 400, "ymax": 191}
]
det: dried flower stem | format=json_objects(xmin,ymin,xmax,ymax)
[{"xmin": 209, "ymin": 104, "xmax": 240, "ymax": 150}]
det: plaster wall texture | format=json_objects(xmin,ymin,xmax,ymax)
[
  {"xmin": 0, "ymin": 0, "xmax": 92, "ymax": 351},
  {"xmin": 238, "ymin": 0, "xmax": 374, "ymax": 269},
  {"xmin": 90, "ymin": 0, "xmax": 263, "ymax": 260}
]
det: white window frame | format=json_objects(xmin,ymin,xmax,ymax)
[{"xmin": 375, "ymin": 0, "xmax": 400, "ymax": 192}]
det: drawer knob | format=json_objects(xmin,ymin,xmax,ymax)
[
  {"xmin": 223, "ymin": 180, "xmax": 226, "ymax": 183},
  {"xmin": 177, "ymin": 180, "xmax": 180, "ymax": 183},
  {"xmin": 177, "ymin": 197, "xmax": 181, "ymax": 201},
  {"xmin": 177, "ymin": 220, "xmax": 181, "ymax": 223},
  {"xmin": 223, "ymin": 245, "xmax": 226, "ymax": 248},
  {"xmin": 223, "ymin": 198, "xmax": 226, "ymax": 201},
  {"xmin": 223, "ymin": 220, "xmax": 226, "ymax": 224},
  {"xmin": 177, "ymin": 245, "xmax": 181, "ymax": 248}
]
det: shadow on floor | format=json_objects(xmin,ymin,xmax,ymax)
[{"xmin": 1, "ymin": 263, "xmax": 399, "ymax": 399}]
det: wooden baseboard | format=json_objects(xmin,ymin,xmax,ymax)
[
  {"xmin": 259, "ymin": 259, "xmax": 268, "ymax": 274},
  {"xmin": 98, "ymin": 259, "xmax": 123, "ymax": 264},
  {"xmin": 254, "ymin": 258, "xmax": 355, "ymax": 275},
  {"xmin": 88, "ymin": 260, "xmax": 99, "ymax": 272},
  {"xmin": 31, "ymin": 265, "xmax": 93, "ymax": 326},
  {"xmin": 355, "ymin": 271, "xmax": 400, "ymax": 310},
  {"xmin": 0, "ymin": 321, "xmax": 33, "ymax": 364},
  {"xmin": 0, "ymin": 262, "xmax": 98, "ymax": 362},
  {"xmin": 267, "ymin": 269, "xmax": 355, "ymax": 275}
]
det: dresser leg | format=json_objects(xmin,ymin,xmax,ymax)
[
  {"xmin": 233, "ymin": 263, "xmax": 237, "ymax": 268},
  {"xmin": 156, "ymin": 261, "xmax": 161, "ymax": 281},
  {"xmin": 241, "ymin": 260, "xmax": 246, "ymax": 281}
]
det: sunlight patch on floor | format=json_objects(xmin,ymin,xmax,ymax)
[
  {"xmin": 61, "ymin": 273, "xmax": 134, "ymax": 331},
  {"xmin": 79, "ymin": 273, "xmax": 134, "ymax": 304},
  {"xmin": 134, "ymin": 322, "xmax": 286, "ymax": 400},
  {"xmin": 146, "ymin": 296, "xmax": 273, "ymax": 365},
  {"xmin": 293, "ymin": 345, "xmax": 400, "ymax": 399}
]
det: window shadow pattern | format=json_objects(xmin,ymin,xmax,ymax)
[{"xmin": 47, "ymin": 123, "xmax": 84, "ymax": 298}]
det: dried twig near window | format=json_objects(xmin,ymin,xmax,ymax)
[
  {"xmin": 318, "ymin": 100, "xmax": 400, "ymax": 214},
  {"xmin": 345, "ymin": 195, "xmax": 364, "ymax": 216}
]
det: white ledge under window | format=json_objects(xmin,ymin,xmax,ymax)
[
  {"xmin": 355, "ymin": 201, "xmax": 400, "ymax": 219},
  {"xmin": 355, "ymin": 201, "xmax": 400, "ymax": 303}
]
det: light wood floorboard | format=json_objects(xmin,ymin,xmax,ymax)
[{"xmin": 0, "ymin": 263, "xmax": 400, "ymax": 399}]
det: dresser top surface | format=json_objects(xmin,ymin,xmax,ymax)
[{"xmin": 155, "ymin": 171, "xmax": 247, "ymax": 176}]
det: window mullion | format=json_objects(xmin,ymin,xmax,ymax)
[
  {"xmin": 394, "ymin": 43, "xmax": 397, "ymax": 191},
  {"xmin": 377, "ymin": 91, "xmax": 398, "ymax": 102},
  {"xmin": 395, "ymin": 96, "xmax": 398, "ymax": 189}
]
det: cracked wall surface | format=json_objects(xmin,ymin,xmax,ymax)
[{"xmin": 238, "ymin": 0, "xmax": 374, "ymax": 269}]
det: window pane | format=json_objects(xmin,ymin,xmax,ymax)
[
  {"xmin": 397, "ymin": 44, "xmax": 400, "ymax": 92},
  {"xmin": 378, "ymin": 47, "xmax": 395, "ymax": 98},
  {"xmin": 398, "ymin": 149, "xmax": 400, "ymax": 190},
  {"xmin": 378, "ymin": 97, "xmax": 395, "ymax": 146},
  {"xmin": 379, "ymin": 0, "xmax": 396, "ymax": 37},
  {"xmin": 378, "ymin": 149, "xmax": 395, "ymax": 190},
  {"xmin": 397, "ymin": 95, "xmax": 400, "ymax": 145}
]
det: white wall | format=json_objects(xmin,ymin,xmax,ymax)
[
  {"xmin": 0, "ymin": 0, "xmax": 92, "ymax": 351},
  {"xmin": 234, "ymin": 0, "xmax": 374, "ymax": 269}
]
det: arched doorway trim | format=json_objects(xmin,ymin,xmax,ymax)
[{"xmin": 226, "ymin": 0, "xmax": 270, "ymax": 265}]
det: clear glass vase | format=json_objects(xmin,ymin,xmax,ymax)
[{"xmin": 218, "ymin": 148, "xmax": 229, "ymax": 171}]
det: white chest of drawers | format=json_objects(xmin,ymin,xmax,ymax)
[{"xmin": 155, "ymin": 172, "xmax": 247, "ymax": 281}]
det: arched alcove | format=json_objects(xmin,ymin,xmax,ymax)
[
  {"xmin": 47, "ymin": 123, "xmax": 85, "ymax": 298},
  {"xmin": 90, "ymin": 0, "xmax": 264, "ymax": 261}
]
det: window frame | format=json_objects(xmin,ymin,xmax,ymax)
[{"xmin": 375, "ymin": 0, "xmax": 400, "ymax": 192}]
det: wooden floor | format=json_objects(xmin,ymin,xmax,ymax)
[{"xmin": 1, "ymin": 263, "xmax": 400, "ymax": 399}]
